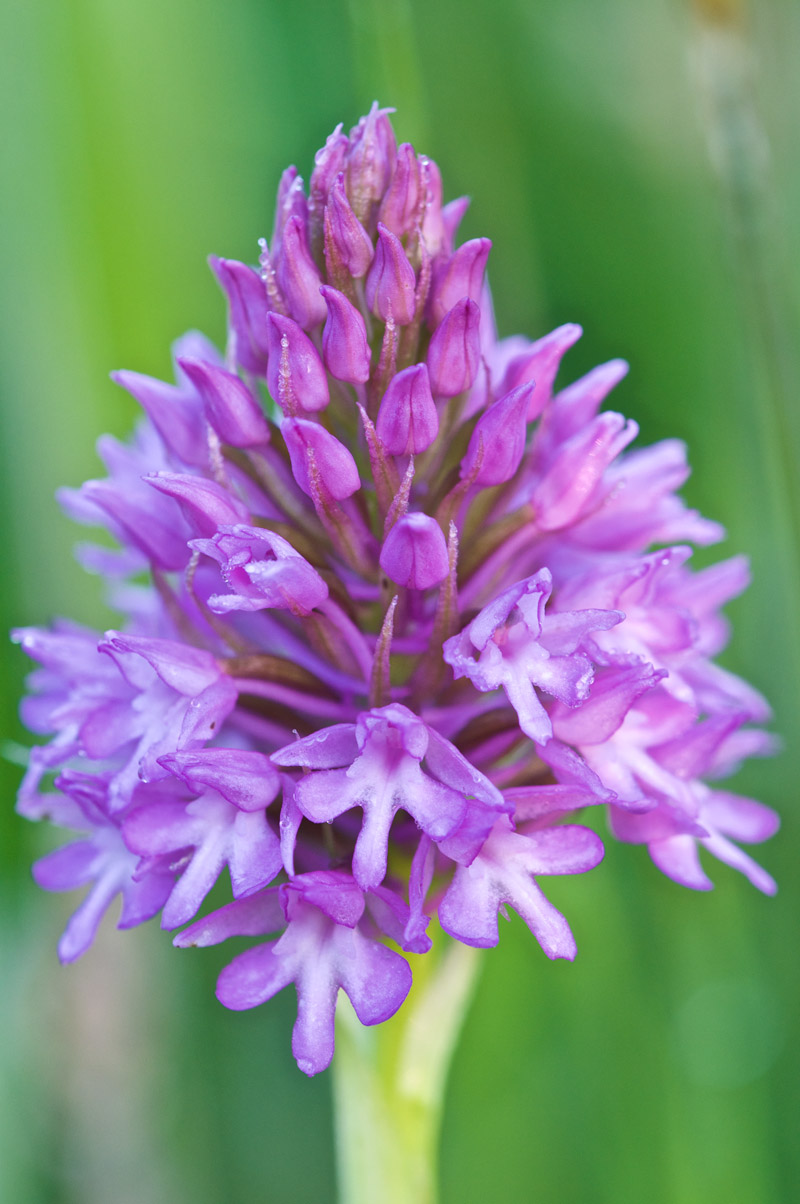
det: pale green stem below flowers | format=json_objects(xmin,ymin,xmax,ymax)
[{"xmin": 333, "ymin": 935, "xmax": 481, "ymax": 1204}]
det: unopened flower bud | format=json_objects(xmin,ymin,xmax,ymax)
[
  {"xmin": 376, "ymin": 364, "xmax": 438, "ymax": 455},
  {"xmin": 276, "ymin": 216, "xmax": 327, "ymax": 330},
  {"xmin": 428, "ymin": 238, "xmax": 492, "ymax": 328},
  {"xmin": 365, "ymin": 224, "xmax": 417, "ymax": 325},
  {"xmin": 320, "ymin": 286, "xmax": 371, "ymax": 383},
  {"xmin": 282, "ymin": 418, "xmax": 360, "ymax": 500},
  {"xmin": 419, "ymin": 157, "xmax": 444, "ymax": 254},
  {"xmin": 380, "ymin": 513, "xmax": 449, "ymax": 590},
  {"xmin": 309, "ymin": 125, "xmax": 349, "ymax": 226},
  {"xmin": 461, "ymin": 382, "xmax": 533, "ymax": 486},
  {"xmin": 210, "ymin": 257, "xmax": 271, "ymax": 373},
  {"xmin": 324, "ymin": 174, "xmax": 374, "ymax": 280},
  {"xmin": 266, "ymin": 313, "xmax": 329, "ymax": 413},
  {"xmin": 272, "ymin": 167, "xmax": 308, "ymax": 259},
  {"xmin": 346, "ymin": 102, "xmax": 397, "ymax": 221},
  {"xmin": 177, "ymin": 358, "xmax": 270, "ymax": 448},
  {"xmin": 426, "ymin": 297, "xmax": 481, "ymax": 397},
  {"xmin": 378, "ymin": 143, "xmax": 421, "ymax": 238}
]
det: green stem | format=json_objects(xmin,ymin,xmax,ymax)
[{"xmin": 332, "ymin": 938, "xmax": 481, "ymax": 1204}]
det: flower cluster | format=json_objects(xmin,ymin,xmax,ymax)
[{"xmin": 14, "ymin": 106, "xmax": 778, "ymax": 1075}]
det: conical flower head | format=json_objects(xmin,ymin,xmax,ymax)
[{"xmin": 13, "ymin": 107, "xmax": 777, "ymax": 1077}]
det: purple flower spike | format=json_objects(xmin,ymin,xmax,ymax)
[
  {"xmin": 276, "ymin": 216, "xmax": 327, "ymax": 331},
  {"xmin": 17, "ymin": 107, "xmax": 779, "ymax": 1072},
  {"xmin": 376, "ymin": 364, "xmax": 438, "ymax": 455},
  {"xmin": 439, "ymin": 816, "xmax": 604, "ymax": 957},
  {"xmin": 365, "ymin": 223, "xmax": 417, "ymax": 325},
  {"xmin": 210, "ymin": 257, "xmax": 271, "ymax": 374},
  {"xmin": 266, "ymin": 312, "xmax": 330, "ymax": 414},
  {"xmin": 380, "ymin": 513, "xmax": 449, "ymax": 590},
  {"xmin": 428, "ymin": 238, "xmax": 492, "ymax": 328},
  {"xmin": 282, "ymin": 417, "xmax": 360, "ymax": 500},
  {"xmin": 324, "ymin": 174, "xmax": 375, "ymax": 279},
  {"xmin": 215, "ymin": 871, "xmax": 411, "ymax": 1075},
  {"xmin": 176, "ymin": 358, "xmax": 270, "ymax": 448},
  {"xmin": 443, "ymin": 569, "xmax": 622, "ymax": 744},
  {"xmin": 320, "ymin": 285, "xmax": 371, "ymax": 383},
  {"xmin": 461, "ymin": 381, "xmax": 533, "ymax": 486},
  {"xmin": 427, "ymin": 298, "xmax": 482, "ymax": 398}
]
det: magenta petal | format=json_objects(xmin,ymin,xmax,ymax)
[
  {"xmin": 271, "ymin": 723, "xmax": 359, "ymax": 770},
  {"xmin": 145, "ymin": 472, "xmax": 250, "ymax": 536},
  {"xmin": 161, "ymin": 748, "xmax": 280, "ymax": 812},
  {"xmin": 111, "ymin": 368, "xmax": 208, "ymax": 466},
  {"xmin": 502, "ymin": 322, "xmax": 583, "ymax": 419},
  {"xmin": 290, "ymin": 953, "xmax": 339, "ymax": 1074},
  {"xmin": 294, "ymin": 768, "xmax": 353, "ymax": 824},
  {"xmin": 283, "ymin": 871, "xmax": 365, "ymax": 928}
]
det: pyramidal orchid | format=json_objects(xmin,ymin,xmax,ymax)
[{"xmin": 13, "ymin": 103, "xmax": 778, "ymax": 1200}]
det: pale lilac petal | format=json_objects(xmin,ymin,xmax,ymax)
[
  {"xmin": 701, "ymin": 792, "xmax": 780, "ymax": 843},
  {"xmin": 33, "ymin": 842, "xmax": 98, "ymax": 891},
  {"xmin": 217, "ymin": 942, "xmax": 295, "ymax": 1009},
  {"xmin": 174, "ymin": 889, "xmax": 285, "ymax": 947},
  {"xmin": 650, "ymin": 835, "xmax": 714, "ymax": 891}
]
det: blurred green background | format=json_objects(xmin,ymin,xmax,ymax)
[{"xmin": 1, "ymin": 0, "xmax": 798, "ymax": 1200}]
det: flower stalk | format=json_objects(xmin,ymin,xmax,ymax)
[{"xmin": 333, "ymin": 934, "xmax": 480, "ymax": 1204}]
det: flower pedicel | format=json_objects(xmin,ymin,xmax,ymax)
[{"xmin": 14, "ymin": 104, "xmax": 778, "ymax": 1077}]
